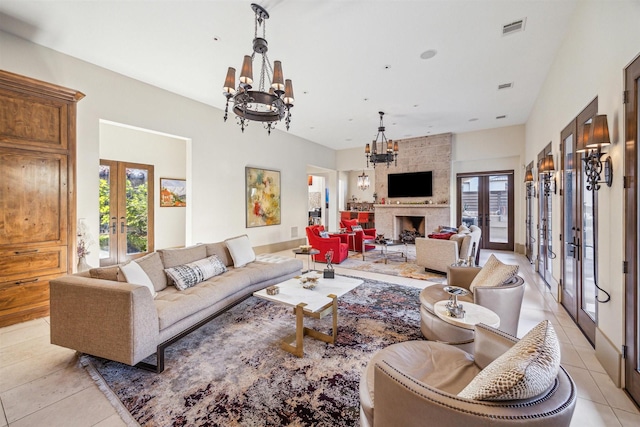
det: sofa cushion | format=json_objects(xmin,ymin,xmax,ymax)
[
  {"xmin": 469, "ymin": 254, "xmax": 519, "ymax": 292},
  {"xmin": 89, "ymin": 265, "xmax": 121, "ymax": 281},
  {"xmin": 457, "ymin": 320, "xmax": 560, "ymax": 401},
  {"xmin": 158, "ymin": 245, "xmax": 207, "ymax": 269},
  {"xmin": 205, "ymin": 242, "xmax": 234, "ymax": 267},
  {"xmin": 120, "ymin": 260, "xmax": 158, "ymax": 298},
  {"xmin": 342, "ymin": 219, "xmax": 358, "ymax": 231},
  {"xmin": 134, "ymin": 252, "xmax": 167, "ymax": 291},
  {"xmin": 225, "ymin": 234, "xmax": 256, "ymax": 268},
  {"xmin": 164, "ymin": 255, "xmax": 228, "ymax": 291}
]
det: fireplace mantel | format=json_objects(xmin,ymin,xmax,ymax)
[{"xmin": 373, "ymin": 204, "xmax": 451, "ymax": 239}]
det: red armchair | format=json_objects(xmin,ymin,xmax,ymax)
[
  {"xmin": 340, "ymin": 219, "xmax": 376, "ymax": 252},
  {"xmin": 305, "ymin": 225, "xmax": 349, "ymax": 264}
]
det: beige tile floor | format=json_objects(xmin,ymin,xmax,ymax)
[{"xmin": 0, "ymin": 250, "xmax": 638, "ymax": 426}]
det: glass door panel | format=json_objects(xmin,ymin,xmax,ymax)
[
  {"xmin": 488, "ymin": 175, "xmax": 509, "ymax": 244},
  {"xmin": 124, "ymin": 167, "xmax": 149, "ymax": 256},
  {"xmin": 582, "ymin": 187, "xmax": 596, "ymax": 321},
  {"xmin": 461, "ymin": 177, "xmax": 479, "ymax": 228},
  {"xmin": 562, "ymin": 126, "xmax": 578, "ymax": 314}
]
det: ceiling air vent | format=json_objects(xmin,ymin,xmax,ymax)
[
  {"xmin": 498, "ymin": 82, "xmax": 513, "ymax": 90},
  {"xmin": 502, "ymin": 19, "xmax": 526, "ymax": 36},
  {"xmin": 496, "ymin": 115, "xmax": 507, "ymax": 119}
]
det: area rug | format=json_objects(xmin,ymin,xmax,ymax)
[
  {"xmin": 338, "ymin": 244, "xmax": 446, "ymax": 283},
  {"xmin": 82, "ymin": 277, "xmax": 425, "ymax": 427}
]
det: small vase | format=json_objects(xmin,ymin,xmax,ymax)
[{"xmin": 77, "ymin": 256, "xmax": 91, "ymax": 272}]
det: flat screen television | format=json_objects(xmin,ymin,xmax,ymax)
[{"xmin": 387, "ymin": 171, "xmax": 433, "ymax": 198}]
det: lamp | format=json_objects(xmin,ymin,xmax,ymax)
[
  {"xmin": 222, "ymin": 3, "xmax": 294, "ymax": 134},
  {"xmin": 357, "ymin": 171, "xmax": 370, "ymax": 190},
  {"xmin": 524, "ymin": 169, "xmax": 536, "ymax": 198},
  {"xmin": 577, "ymin": 115, "xmax": 612, "ymax": 191},
  {"xmin": 365, "ymin": 111, "xmax": 398, "ymax": 168},
  {"xmin": 539, "ymin": 153, "xmax": 556, "ymax": 196}
]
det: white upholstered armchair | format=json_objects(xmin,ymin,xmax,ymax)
[{"xmin": 416, "ymin": 225, "xmax": 481, "ymax": 273}]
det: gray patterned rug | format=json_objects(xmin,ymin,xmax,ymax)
[{"xmin": 82, "ymin": 277, "xmax": 424, "ymax": 426}]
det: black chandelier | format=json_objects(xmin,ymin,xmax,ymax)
[
  {"xmin": 365, "ymin": 111, "xmax": 398, "ymax": 168},
  {"xmin": 222, "ymin": 3, "xmax": 294, "ymax": 134},
  {"xmin": 577, "ymin": 115, "xmax": 612, "ymax": 191}
]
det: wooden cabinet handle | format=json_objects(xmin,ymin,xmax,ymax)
[
  {"xmin": 14, "ymin": 249, "xmax": 39, "ymax": 255},
  {"xmin": 15, "ymin": 278, "xmax": 39, "ymax": 285}
]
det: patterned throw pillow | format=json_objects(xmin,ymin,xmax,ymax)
[
  {"xmin": 164, "ymin": 255, "xmax": 228, "ymax": 291},
  {"xmin": 469, "ymin": 254, "xmax": 519, "ymax": 292},
  {"xmin": 458, "ymin": 320, "xmax": 561, "ymax": 401},
  {"xmin": 351, "ymin": 225, "xmax": 363, "ymax": 232},
  {"xmin": 319, "ymin": 231, "xmax": 330, "ymax": 238}
]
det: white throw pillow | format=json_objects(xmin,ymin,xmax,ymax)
[
  {"xmin": 120, "ymin": 261, "xmax": 158, "ymax": 298},
  {"xmin": 225, "ymin": 234, "xmax": 256, "ymax": 267},
  {"xmin": 458, "ymin": 320, "xmax": 561, "ymax": 401}
]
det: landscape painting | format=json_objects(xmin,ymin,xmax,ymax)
[
  {"xmin": 160, "ymin": 178, "xmax": 187, "ymax": 207},
  {"xmin": 246, "ymin": 167, "xmax": 281, "ymax": 227}
]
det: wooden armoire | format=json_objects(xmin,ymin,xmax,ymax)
[{"xmin": 0, "ymin": 70, "xmax": 84, "ymax": 328}]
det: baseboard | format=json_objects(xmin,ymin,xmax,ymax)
[
  {"xmin": 254, "ymin": 238, "xmax": 306, "ymax": 255},
  {"xmin": 596, "ymin": 327, "xmax": 622, "ymax": 387}
]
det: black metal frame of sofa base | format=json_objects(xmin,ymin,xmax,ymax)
[{"xmin": 134, "ymin": 294, "xmax": 252, "ymax": 373}]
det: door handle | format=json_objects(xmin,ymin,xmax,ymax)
[
  {"xmin": 111, "ymin": 216, "xmax": 117, "ymax": 234},
  {"xmin": 15, "ymin": 278, "xmax": 39, "ymax": 285},
  {"xmin": 120, "ymin": 216, "xmax": 125, "ymax": 234}
]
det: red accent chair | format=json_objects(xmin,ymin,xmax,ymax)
[
  {"xmin": 340, "ymin": 219, "xmax": 376, "ymax": 252},
  {"xmin": 305, "ymin": 225, "xmax": 349, "ymax": 264}
]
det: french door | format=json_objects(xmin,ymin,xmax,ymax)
[
  {"xmin": 561, "ymin": 98, "xmax": 597, "ymax": 346},
  {"xmin": 537, "ymin": 144, "xmax": 554, "ymax": 287},
  {"xmin": 624, "ymin": 53, "xmax": 640, "ymax": 407},
  {"xmin": 457, "ymin": 171, "xmax": 514, "ymax": 251},
  {"xmin": 99, "ymin": 160, "xmax": 154, "ymax": 266}
]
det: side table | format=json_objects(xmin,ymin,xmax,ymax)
[
  {"xmin": 433, "ymin": 300, "xmax": 500, "ymax": 330},
  {"xmin": 292, "ymin": 248, "xmax": 320, "ymax": 273}
]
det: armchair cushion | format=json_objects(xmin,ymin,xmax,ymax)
[
  {"xmin": 458, "ymin": 321, "xmax": 560, "ymax": 401},
  {"xmin": 427, "ymin": 232, "xmax": 456, "ymax": 240},
  {"xmin": 342, "ymin": 219, "xmax": 358, "ymax": 231},
  {"xmin": 469, "ymin": 254, "xmax": 519, "ymax": 292}
]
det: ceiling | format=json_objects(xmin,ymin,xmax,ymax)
[{"xmin": 0, "ymin": 0, "xmax": 578, "ymax": 151}]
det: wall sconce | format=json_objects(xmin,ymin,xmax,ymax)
[
  {"xmin": 576, "ymin": 115, "xmax": 613, "ymax": 191},
  {"xmin": 524, "ymin": 169, "xmax": 536, "ymax": 198},
  {"xmin": 308, "ymin": 175, "xmax": 313, "ymax": 186},
  {"xmin": 539, "ymin": 153, "xmax": 556, "ymax": 196}
]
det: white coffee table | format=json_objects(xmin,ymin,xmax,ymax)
[
  {"xmin": 253, "ymin": 273, "xmax": 363, "ymax": 357},
  {"xmin": 433, "ymin": 300, "xmax": 500, "ymax": 330}
]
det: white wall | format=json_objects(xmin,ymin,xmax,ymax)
[
  {"xmin": 99, "ymin": 121, "xmax": 187, "ymax": 250},
  {"xmin": 453, "ymin": 125, "xmax": 526, "ymax": 246},
  {"xmin": 0, "ymin": 30, "xmax": 336, "ymax": 267},
  {"xmin": 525, "ymin": 1, "xmax": 640, "ymax": 368}
]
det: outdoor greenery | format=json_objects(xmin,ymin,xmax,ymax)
[{"xmin": 99, "ymin": 178, "xmax": 148, "ymax": 254}]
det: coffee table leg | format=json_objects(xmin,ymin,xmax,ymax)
[{"xmin": 280, "ymin": 296, "xmax": 338, "ymax": 358}]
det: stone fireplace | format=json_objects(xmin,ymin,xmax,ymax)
[
  {"xmin": 396, "ymin": 216, "xmax": 426, "ymax": 243},
  {"xmin": 374, "ymin": 204, "xmax": 451, "ymax": 241}
]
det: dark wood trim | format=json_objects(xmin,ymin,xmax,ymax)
[
  {"xmin": 624, "ymin": 52, "xmax": 640, "ymax": 406},
  {"xmin": 0, "ymin": 70, "xmax": 85, "ymax": 102}
]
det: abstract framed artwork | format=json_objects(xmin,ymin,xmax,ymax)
[
  {"xmin": 159, "ymin": 178, "xmax": 187, "ymax": 207},
  {"xmin": 245, "ymin": 167, "xmax": 281, "ymax": 227}
]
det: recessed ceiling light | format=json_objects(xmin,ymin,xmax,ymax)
[
  {"xmin": 420, "ymin": 49, "xmax": 437, "ymax": 60},
  {"xmin": 384, "ymin": 65, "xmax": 391, "ymax": 70},
  {"xmin": 413, "ymin": 104, "xmax": 419, "ymax": 108},
  {"xmin": 363, "ymin": 98, "xmax": 369, "ymax": 101},
  {"xmin": 469, "ymin": 118, "xmax": 479, "ymax": 122},
  {"xmin": 498, "ymin": 82, "xmax": 514, "ymax": 90},
  {"xmin": 303, "ymin": 91, "xmax": 309, "ymax": 95},
  {"xmin": 496, "ymin": 115, "xmax": 507, "ymax": 119},
  {"xmin": 213, "ymin": 36, "xmax": 221, "ymax": 41},
  {"xmin": 346, "ymin": 138, "xmax": 352, "ymax": 141}
]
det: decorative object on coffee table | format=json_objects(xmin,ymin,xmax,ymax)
[
  {"xmin": 324, "ymin": 250, "xmax": 335, "ymax": 278},
  {"xmin": 245, "ymin": 167, "xmax": 281, "ymax": 227}
]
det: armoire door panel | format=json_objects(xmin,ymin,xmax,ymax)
[
  {"xmin": 0, "ymin": 148, "xmax": 68, "ymax": 246},
  {"xmin": 0, "ymin": 88, "xmax": 68, "ymax": 150}
]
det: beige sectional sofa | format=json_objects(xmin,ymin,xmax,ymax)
[{"xmin": 50, "ymin": 236, "xmax": 302, "ymax": 372}]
